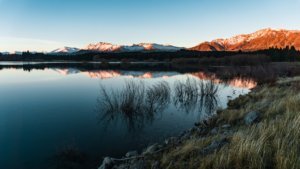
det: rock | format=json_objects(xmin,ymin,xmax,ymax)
[
  {"xmin": 143, "ymin": 144, "xmax": 160, "ymax": 155},
  {"xmin": 197, "ymin": 127, "xmax": 210, "ymax": 136},
  {"xmin": 210, "ymin": 128, "xmax": 218, "ymax": 135},
  {"xmin": 151, "ymin": 161, "xmax": 160, "ymax": 169},
  {"xmin": 114, "ymin": 164, "xmax": 129, "ymax": 169},
  {"xmin": 180, "ymin": 132, "xmax": 191, "ymax": 141},
  {"xmin": 179, "ymin": 130, "xmax": 187, "ymax": 137},
  {"xmin": 179, "ymin": 128, "xmax": 197, "ymax": 140},
  {"xmin": 191, "ymin": 127, "xmax": 199, "ymax": 133},
  {"xmin": 125, "ymin": 151, "xmax": 138, "ymax": 158},
  {"xmin": 200, "ymin": 138, "xmax": 229, "ymax": 155},
  {"xmin": 194, "ymin": 127, "xmax": 203, "ymax": 133},
  {"xmin": 164, "ymin": 137, "xmax": 177, "ymax": 145},
  {"xmin": 222, "ymin": 130, "xmax": 234, "ymax": 137},
  {"xmin": 129, "ymin": 160, "xmax": 145, "ymax": 169},
  {"xmin": 181, "ymin": 132, "xmax": 191, "ymax": 140},
  {"xmin": 158, "ymin": 144, "xmax": 164, "ymax": 149},
  {"xmin": 98, "ymin": 157, "xmax": 114, "ymax": 169},
  {"xmin": 222, "ymin": 124, "xmax": 231, "ymax": 128},
  {"xmin": 244, "ymin": 111, "xmax": 260, "ymax": 125}
]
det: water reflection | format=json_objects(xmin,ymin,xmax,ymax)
[
  {"xmin": 0, "ymin": 64, "xmax": 258, "ymax": 89},
  {"xmin": 52, "ymin": 68, "xmax": 257, "ymax": 89},
  {"xmin": 96, "ymin": 81, "xmax": 171, "ymax": 131},
  {"xmin": 198, "ymin": 94, "xmax": 219, "ymax": 120},
  {"xmin": 173, "ymin": 78, "xmax": 219, "ymax": 118},
  {"xmin": 145, "ymin": 81, "xmax": 171, "ymax": 114},
  {"xmin": 173, "ymin": 78, "xmax": 199, "ymax": 114},
  {"xmin": 190, "ymin": 72, "xmax": 257, "ymax": 89},
  {"xmin": 96, "ymin": 78, "xmax": 221, "ymax": 131},
  {"xmin": 0, "ymin": 65, "xmax": 257, "ymax": 169}
]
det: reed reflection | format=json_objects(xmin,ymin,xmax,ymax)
[
  {"xmin": 96, "ymin": 81, "xmax": 171, "ymax": 131},
  {"xmin": 173, "ymin": 77, "xmax": 220, "ymax": 117},
  {"xmin": 173, "ymin": 77, "xmax": 199, "ymax": 114},
  {"xmin": 145, "ymin": 81, "xmax": 171, "ymax": 115},
  {"xmin": 96, "ymin": 78, "xmax": 221, "ymax": 131}
]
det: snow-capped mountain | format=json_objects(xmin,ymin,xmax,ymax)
[
  {"xmin": 191, "ymin": 28, "xmax": 300, "ymax": 51},
  {"xmin": 84, "ymin": 42, "xmax": 183, "ymax": 52},
  {"xmin": 50, "ymin": 47, "xmax": 80, "ymax": 54},
  {"xmin": 85, "ymin": 42, "xmax": 122, "ymax": 52}
]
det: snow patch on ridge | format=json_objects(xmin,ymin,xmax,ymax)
[
  {"xmin": 85, "ymin": 42, "xmax": 183, "ymax": 52},
  {"xmin": 50, "ymin": 47, "xmax": 80, "ymax": 54}
]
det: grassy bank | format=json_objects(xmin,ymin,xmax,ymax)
[
  {"xmin": 106, "ymin": 76, "xmax": 300, "ymax": 169},
  {"xmin": 163, "ymin": 77, "xmax": 300, "ymax": 169}
]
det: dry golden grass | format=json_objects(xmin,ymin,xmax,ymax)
[{"xmin": 157, "ymin": 77, "xmax": 300, "ymax": 169}]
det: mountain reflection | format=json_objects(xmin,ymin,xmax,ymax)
[
  {"xmin": 96, "ymin": 78, "xmax": 220, "ymax": 131},
  {"xmin": 53, "ymin": 68, "xmax": 257, "ymax": 89},
  {"xmin": 190, "ymin": 72, "xmax": 257, "ymax": 89}
]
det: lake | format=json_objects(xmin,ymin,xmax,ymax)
[{"xmin": 0, "ymin": 63, "xmax": 256, "ymax": 169}]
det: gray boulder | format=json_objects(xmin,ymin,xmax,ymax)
[
  {"xmin": 164, "ymin": 137, "xmax": 177, "ymax": 145},
  {"xmin": 114, "ymin": 164, "xmax": 129, "ymax": 169},
  {"xmin": 244, "ymin": 111, "xmax": 260, "ymax": 125},
  {"xmin": 143, "ymin": 144, "xmax": 160, "ymax": 155},
  {"xmin": 125, "ymin": 151, "xmax": 138, "ymax": 158},
  {"xmin": 210, "ymin": 128, "xmax": 218, "ymax": 135},
  {"xmin": 151, "ymin": 161, "xmax": 160, "ymax": 169},
  {"xmin": 98, "ymin": 157, "xmax": 114, "ymax": 169},
  {"xmin": 129, "ymin": 160, "xmax": 145, "ymax": 169},
  {"xmin": 222, "ymin": 124, "xmax": 231, "ymax": 129}
]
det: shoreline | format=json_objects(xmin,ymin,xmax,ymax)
[{"xmin": 98, "ymin": 76, "xmax": 300, "ymax": 169}]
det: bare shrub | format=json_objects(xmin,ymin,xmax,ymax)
[
  {"xmin": 174, "ymin": 77, "xmax": 220, "ymax": 115},
  {"xmin": 173, "ymin": 77, "xmax": 199, "ymax": 113},
  {"xmin": 97, "ymin": 80, "xmax": 171, "ymax": 131},
  {"xmin": 145, "ymin": 81, "xmax": 171, "ymax": 114},
  {"xmin": 120, "ymin": 80, "xmax": 146, "ymax": 116}
]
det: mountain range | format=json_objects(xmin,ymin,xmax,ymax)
[
  {"xmin": 2, "ymin": 28, "xmax": 300, "ymax": 55},
  {"xmin": 49, "ymin": 42, "xmax": 183, "ymax": 54},
  {"xmin": 191, "ymin": 28, "xmax": 300, "ymax": 51}
]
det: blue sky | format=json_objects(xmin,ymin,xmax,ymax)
[{"xmin": 0, "ymin": 0, "xmax": 300, "ymax": 52}]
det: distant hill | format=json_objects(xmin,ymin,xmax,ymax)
[{"xmin": 191, "ymin": 28, "xmax": 300, "ymax": 51}]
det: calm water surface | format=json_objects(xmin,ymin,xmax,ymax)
[{"xmin": 0, "ymin": 65, "xmax": 256, "ymax": 169}]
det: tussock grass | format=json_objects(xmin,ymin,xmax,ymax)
[{"xmin": 155, "ymin": 77, "xmax": 300, "ymax": 169}]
